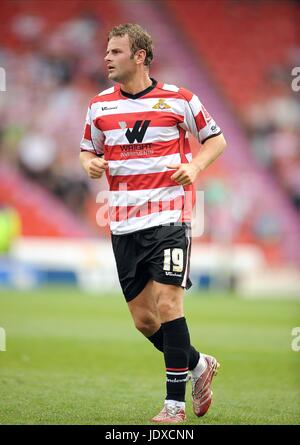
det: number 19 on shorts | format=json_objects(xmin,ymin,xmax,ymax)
[{"xmin": 163, "ymin": 248, "xmax": 184, "ymax": 273}]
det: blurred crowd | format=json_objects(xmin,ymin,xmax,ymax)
[
  {"xmin": 0, "ymin": 12, "xmax": 108, "ymax": 216},
  {"xmin": 245, "ymin": 59, "xmax": 300, "ymax": 212}
]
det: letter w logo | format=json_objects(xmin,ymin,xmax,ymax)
[{"xmin": 125, "ymin": 120, "xmax": 150, "ymax": 143}]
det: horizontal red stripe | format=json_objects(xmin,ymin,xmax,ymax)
[
  {"xmin": 108, "ymin": 170, "xmax": 178, "ymax": 191},
  {"xmin": 105, "ymin": 139, "xmax": 185, "ymax": 161},
  {"xmin": 183, "ymin": 137, "xmax": 192, "ymax": 155},
  {"xmin": 90, "ymin": 88, "xmax": 121, "ymax": 104},
  {"xmin": 202, "ymin": 105, "xmax": 212, "ymax": 123},
  {"xmin": 139, "ymin": 88, "xmax": 192, "ymax": 101},
  {"xmin": 166, "ymin": 368, "xmax": 189, "ymax": 372},
  {"xmin": 178, "ymin": 87, "xmax": 193, "ymax": 102},
  {"xmin": 84, "ymin": 123, "xmax": 91, "ymax": 140},
  {"xmin": 89, "ymin": 84, "xmax": 195, "ymax": 105},
  {"xmin": 194, "ymin": 111, "xmax": 207, "ymax": 131},
  {"xmin": 110, "ymin": 196, "xmax": 184, "ymax": 222},
  {"xmin": 95, "ymin": 111, "xmax": 184, "ymax": 131}
]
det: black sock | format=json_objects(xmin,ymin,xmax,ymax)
[
  {"xmin": 161, "ymin": 317, "xmax": 191, "ymax": 402},
  {"xmin": 148, "ymin": 325, "xmax": 200, "ymax": 370}
]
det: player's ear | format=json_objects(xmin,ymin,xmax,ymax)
[{"xmin": 135, "ymin": 49, "xmax": 146, "ymax": 65}]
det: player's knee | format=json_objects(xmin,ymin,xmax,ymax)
[{"xmin": 134, "ymin": 316, "xmax": 158, "ymax": 336}]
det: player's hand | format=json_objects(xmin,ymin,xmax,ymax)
[
  {"xmin": 84, "ymin": 157, "xmax": 108, "ymax": 179},
  {"xmin": 167, "ymin": 163, "xmax": 199, "ymax": 186}
]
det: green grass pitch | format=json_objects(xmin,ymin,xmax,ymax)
[{"xmin": 0, "ymin": 287, "xmax": 299, "ymax": 425}]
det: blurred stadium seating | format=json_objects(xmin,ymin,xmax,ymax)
[
  {"xmin": 0, "ymin": 0, "xmax": 299, "ymax": 294},
  {"xmin": 163, "ymin": 0, "xmax": 300, "ymax": 263}
]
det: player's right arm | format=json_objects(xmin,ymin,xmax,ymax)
[
  {"xmin": 79, "ymin": 103, "xmax": 107, "ymax": 179},
  {"xmin": 79, "ymin": 151, "xmax": 108, "ymax": 179}
]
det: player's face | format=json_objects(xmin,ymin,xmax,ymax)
[{"xmin": 105, "ymin": 35, "xmax": 136, "ymax": 83}]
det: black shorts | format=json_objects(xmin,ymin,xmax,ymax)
[{"xmin": 111, "ymin": 223, "xmax": 192, "ymax": 302}]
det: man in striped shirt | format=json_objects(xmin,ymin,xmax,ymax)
[{"xmin": 80, "ymin": 23, "xmax": 226, "ymax": 423}]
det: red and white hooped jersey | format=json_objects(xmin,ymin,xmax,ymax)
[{"xmin": 80, "ymin": 79, "xmax": 222, "ymax": 235}]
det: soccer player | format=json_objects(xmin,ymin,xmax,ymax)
[{"xmin": 80, "ymin": 23, "xmax": 226, "ymax": 423}]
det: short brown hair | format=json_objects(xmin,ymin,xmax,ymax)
[{"xmin": 108, "ymin": 23, "xmax": 153, "ymax": 66}]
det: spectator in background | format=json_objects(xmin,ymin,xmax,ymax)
[
  {"xmin": 246, "ymin": 59, "xmax": 300, "ymax": 213},
  {"xmin": 0, "ymin": 11, "xmax": 106, "ymax": 217}
]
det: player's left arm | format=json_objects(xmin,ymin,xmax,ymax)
[
  {"xmin": 168, "ymin": 134, "xmax": 227, "ymax": 186},
  {"xmin": 167, "ymin": 89, "xmax": 227, "ymax": 186}
]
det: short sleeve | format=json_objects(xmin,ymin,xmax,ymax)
[
  {"xmin": 80, "ymin": 105, "xmax": 104, "ymax": 156},
  {"xmin": 179, "ymin": 88, "xmax": 222, "ymax": 144}
]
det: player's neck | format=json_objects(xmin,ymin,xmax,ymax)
[{"xmin": 120, "ymin": 72, "xmax": 152, "ymax": 96}]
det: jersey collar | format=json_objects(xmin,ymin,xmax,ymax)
[{"xmin": 120, "ymin": 78, "xmax": 157, "ymax": 99}]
